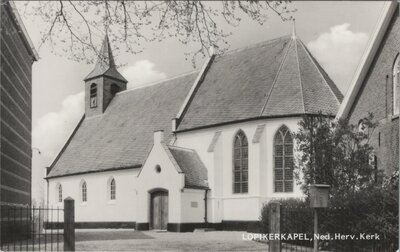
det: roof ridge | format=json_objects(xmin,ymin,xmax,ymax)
[
  {"xmin": 259, "ymin": 37, "xmax": 294, "ymax": 116},
  {"xmin": 219, "ymin": 35, "xmax": 292, "ymax": 58},
  {"xmin": 167, "ymin": 145, "xmax": 196, "ymax": 152},
  {"xmin": 294, "ymin": 38, "xmax": 306, "ymax": 113},
  {"xmin": 117, "ymin": 70, "xmax": 200, "ymax": 95},
  {"xmin": 297, "ymin": 39, "xmax": 341, "ymax": 105}
]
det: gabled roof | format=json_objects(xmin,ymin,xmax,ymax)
[
  {"xmin": 84, "ymin": 36, "xmax": 127, "ymax": 82},
  {"xmin": 336, "ymin": 0, "xmax": 398, "ymax": 119},
  {"xmin": 177, "ymin": 35, "xmax": 343, "ymax": 131},
  {"xmin": 6, "ymin": 1, "xmax": 38, "ymax": 61},
  {"xmin": 47, "ymin": 72, "xmax": 198, "ymax": 178},
  {"xmin": 48, "ymin": 32, "xmax": 345, "ymax": 178},
  {"xmin": 167, "ymin": 146, "xmax": 208, "ymax": 189}
]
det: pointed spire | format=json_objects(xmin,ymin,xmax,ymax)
[
  {"xmin": 84, "ymin": 35, "xmax": 127, "ymax": 82},
  {"xmin": 291, "ymin": 19, "xmax": 297, "ymax": 40},
  {"xmin": 96, "ymin": 35, "xmax": 115, "ymax": 70}
]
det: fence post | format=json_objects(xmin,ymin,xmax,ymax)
[
  {"xmin": 269, "ymin": 201, "xmax": 281, "ymax": 252},
  {"xmin": 64, "ymin": 197, "xmax": 75, "ymax": 251}
]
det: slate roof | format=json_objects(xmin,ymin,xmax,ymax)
[
  {"xmin": 168, "ymin": 146, "xmax": 209, "ymax": 189},
  {"xmin": 84, "ymin": 36, "xmax": 127, "ymax": 82},
  {"xmin": 49, "ymin": 34, "xmax": 343, "ymax": 178},
  {"xmin": 47, "ymin": 72, "xmax": 198, "ymax": 178},
  {"xmin": 177, "ymin": 35, "xmax": 343, "ymax": 131}
]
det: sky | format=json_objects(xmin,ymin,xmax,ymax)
[{"xmin": 14, "ymin": 1, "xmax": 387, "ymax": 204}]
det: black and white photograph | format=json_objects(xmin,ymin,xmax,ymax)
[{"xmin": 0, "ymin": 0, "xmax": 399, "ymax": 251}]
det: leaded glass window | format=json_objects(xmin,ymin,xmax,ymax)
[
  {"xmin": 274, "ymin": 125, "xmax": 293, "ymax": 192},
  {"xmin": 233, "ymin": 130, "xmax": 248, "ymax": 193}
]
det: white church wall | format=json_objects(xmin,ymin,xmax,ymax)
[
  {"xmin": 47, "ymin": 169, "xmax": 138, "ymax": 222},
  {"xmin": 180, "ymin": 189, "xmax": 205, "ymax": 223},
  {"xmin": 209, "ymin": 134, "xmax": 223, "ymax": 223},
  {"xmin": 136, "ymin": 131, "xmax": 185, "ymax": 225},
  {"xmin": 175, "ymin": 117, "xmax": 305, "ymax": 221}
]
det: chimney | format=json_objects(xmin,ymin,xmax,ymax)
[
  {"xmin": 172, "ymin": 118, "xmax": 178, "ymax": 132},
  {"xmin": 154, "ymin": 130, "xmax": 164, "ymax": 144}
]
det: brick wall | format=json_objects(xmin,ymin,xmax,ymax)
[
  {"xmin": 0, "ymin": 2, "xmax": 35, "ymax": 206},
  {"xmin": 348, "ymin": 6, "xmax": 400, "ymax": 175}
]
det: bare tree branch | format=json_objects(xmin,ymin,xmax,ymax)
[{"xmin": 21, "ymin": 0, "xmax": 295, "ymax": 65}]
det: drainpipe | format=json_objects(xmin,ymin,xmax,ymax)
[
  {"xmin": 45, "ymin": 167, "xmax": 50, "ymax": 207},
  {"xmin": 204, "ymin": 189, "xmax": 209, "ymax": 225}
]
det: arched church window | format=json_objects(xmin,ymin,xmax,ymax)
[
  {"xmin": 90, "ymin": 83, "xmax": 97, "ymax": 108},
  {"xmin": 110, "ymin": 178, "xmax": 116, "ymax": 200},
  {"xmin": 233, "ymin": 130, "xmax": 248, "ymax": 194},
  {"xmin": 274, "ymin": 125, "xmax": 294, "ymax": 193},
  {"xmin": 57, "ymin": 184, "xmax": 62, "ymax": 203},
  {"xmin": 393, "ymin": 54, "xmax": 400, "ymax": 115},
  {"xmin": 81, "ymin": 181, "xmax": 87, "ymax": 202}
]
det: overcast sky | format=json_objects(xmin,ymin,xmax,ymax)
[{"xmin": 15, "ymin": 1, "xmax": 387, "ymax": 204}]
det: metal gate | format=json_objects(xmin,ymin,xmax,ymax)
[{"xmin": 0, "ymin": 204, "xmax": 64, "ymax": 251}]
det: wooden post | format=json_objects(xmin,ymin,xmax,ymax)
[
  {"xmin": 313, "ymin": 208, "xmax": 318, "ymax": 252},
  {"xmin": 269, "ymin": 201, "xmax": 281, "ymax": 252},
  {"xmin": 64, "ymin": 197, "xmax": 75, "ymax": 251}
]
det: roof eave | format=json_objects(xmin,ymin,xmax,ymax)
[
  {"xmin": 45, "ymin": 164, "xmax": 142, "ymax": 179},
  {"xmin": 84, "ymin": 72, "xmax": 128, "ymax": 83},
  {"xmin": 175, "ymin": 113, "xmax": 336, "ymax": 133},
  {"xmin": 184, "ymin": 185, "xmax": 209, "ymax": 190},
  {"xmin": 7, "ymin": 1, "xmax": 39, "ymax": 61},
  {"xmin": 336, "ymin": 0, "xmax": 397, "ymax": 120}
]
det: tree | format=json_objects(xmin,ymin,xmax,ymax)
[
  {"xmin": 294, "ymin": 113, "xmax": 380, "ymax": 197},
  {"xmin": 16, "ymin": 1, "xmax": 294, "ymax": 65}
]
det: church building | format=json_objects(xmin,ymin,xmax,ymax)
[{"xmin": 45, "ymin": 31, "xmax": 343, "ymax": 232}]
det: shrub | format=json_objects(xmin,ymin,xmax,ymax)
[{"xmin": 259, "ymin": 179, "xmax": 398, "ymax": 250}]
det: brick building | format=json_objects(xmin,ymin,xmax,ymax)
[
  {"xmin": 337, "ymin": 0, "xmax": 399, "ymax": 175},
  {"xmin": 0, "ymin": 0, "xmax": 38, "ymax": 239}
]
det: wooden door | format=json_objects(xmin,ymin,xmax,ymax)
[{"xmin": 151, "ymin": 191, "xmax": 168, "ymax": 230}]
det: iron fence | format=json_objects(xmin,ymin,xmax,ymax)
[{"xmin": 0, "ymin": 204, "xmax": 64, "ymax": 251}]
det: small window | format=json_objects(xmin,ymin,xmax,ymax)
[
  {"xmin": 90, "ymin": 83, "xmax": 97, "ymax": 108},
  {"xmin": 274, "ymin": 125, "xmax": 294, "ymax": 193},
  {"xmin": 233, "ymin": 130, "xmax": 248, "ymax": 194},
  {"xmin": 110, "ymin": 178, "xmax": 116, "ymax": 200},
  {"xmin": 57, "ymin": 184, "xmax": 62, "ymax": 203},
  {"xmin": 155, "ymin": 165, "xmax": 161, "ymax": 173},
  {"xmin": 393, "ymin": 54, "xmax": 400, "ymax": 115},
  {"xmin": 81, "ymin": 181, "xmax": 87, "ymax": 202}
]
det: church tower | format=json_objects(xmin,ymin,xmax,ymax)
[{"xmin": 84, "ymin": 35, "xmax": 127, "ymax": 118}]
